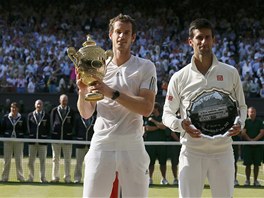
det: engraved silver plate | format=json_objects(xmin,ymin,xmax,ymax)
[{"xmin": 187, "ymin": 89, "xmax": 239, "ymax": 136}]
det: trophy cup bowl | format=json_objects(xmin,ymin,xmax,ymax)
[{"xmin": 67, "ymin": 35, "xmax": 113, "ymax": 101}]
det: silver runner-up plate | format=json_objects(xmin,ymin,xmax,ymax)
[{"xmin": 187, "ymin": 88, "xmax": 239, "ymax": 137}]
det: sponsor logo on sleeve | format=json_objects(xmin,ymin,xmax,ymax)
[{"xmin": 217, "ymin": 75, "xmax": 223, "ymax": 81}]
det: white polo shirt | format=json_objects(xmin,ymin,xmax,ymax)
[{"xmin": 91, "ymin": 55, "xmax": 157, "ymax": 151}]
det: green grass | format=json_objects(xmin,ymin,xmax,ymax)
[
  {"xmin": 0, "ymin": 159, "xmax": 263, "ymax": 197},
  {"xmin": 1, "ymin": 182, "xmax": 264, "ymax": 198}
]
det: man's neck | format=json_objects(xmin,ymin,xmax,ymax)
[
  {"xmin": 113, "ymin": 49, "xmax": 131, "ymax": 66},
  {"xmin": 194, "ymin": 54, "xmax": 213, "ymax": 75}
]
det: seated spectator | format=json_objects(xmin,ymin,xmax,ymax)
[
  {"xmin": 27, "ymin": 78, "xmax": 36, "ymax": 93},
  {"xmin": 57, "ymin": 75, "xmax": 66, "ymax": 93},
  {"xmin": 15, "ymin": 74, "xmax": 27, "ymax": 94},
  {"xmin": 47, "ymin": 75, "xmax": 57, "ymax": 93},
  {"xmin": 259, "ymin": 83, "xmax": 264, "ymax": 98}
]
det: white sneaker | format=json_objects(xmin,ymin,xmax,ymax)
[
  {"xmin": 234, "ymin": 179, "xmax": 239, "ymax": 186},
  {"xmin": 74, "ymin": 180, "xmax": 80, "ymax": 184},
  {"xmin": 26, "ymin": 178, "xmax": 33, "ymax": 182},
  {"xmin": 254, "ymin": 180, "xmax": 261, "ymax": 186},
  {"xmin": 173, "ymin": 179, "xmax": 178, "ymax": 185},
  {"xmin": 160, "ymin": 178, "xmax": 169, "ymax": 185},
  {"xmin": 244, "ymin": 180, "xmax": 250, "ymax": 186},
  {"xmin": 149, "ymin": 178, "xmax": 153, "ymax": 185}
]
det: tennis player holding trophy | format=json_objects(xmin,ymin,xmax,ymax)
[{"xmin": 162, "ymin": 18, "xmax": 247, "ymax": 198}]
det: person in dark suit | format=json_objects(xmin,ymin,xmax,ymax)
[
  {"xmin": 73, "ymin": 112, "xmax": 95, "ymax": 183},
  {"xmin": 27, "ymin": 99, "xmax": 50, "ymax": 183},
  {"xmin": 50, "ymin": 94, "xmax": 75, "ymax": 183},
  {"xmin": 1, "ymin": 102, "xmax": 27, "ymax": 182}
]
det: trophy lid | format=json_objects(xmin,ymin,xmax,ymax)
[
  {"xmin": 82, "ymin": 35, "xmax": 96, "ymax": 47},
  {"xmin": 67, "ymin": 34, "xmax": 113, "ymax": 69}
]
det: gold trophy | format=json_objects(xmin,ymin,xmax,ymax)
[{"xmin": 67, "ymin": 35, "xmax": 113, "ymax": 101}]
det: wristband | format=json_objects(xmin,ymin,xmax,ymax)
[{"xmin": 111, "ymin": 90, "xmax": 120, "ymax": 100}]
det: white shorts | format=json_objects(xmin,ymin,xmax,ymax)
[
  {"xmin": 83, "ymin": 149, "xmax": 150, "ymax": 198},
  {"xmin": 178, "ymin": 149, "xmax": 234, "ymax": 198}
]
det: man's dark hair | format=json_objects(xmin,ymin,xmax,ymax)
[
  {"xmin": 109, "ymin": 13, "xmax": 137, "ymax": 35},
  {"xmin": 10, "ymin": 102, "xmax": 20, "ymax": 109},
  {"xmin": 188, "ymin": 18, "xmax": 215, "ymax": 38},
  {"xmin": 154, "ymin": 102, "xmax": 162, "ymax": 112}
]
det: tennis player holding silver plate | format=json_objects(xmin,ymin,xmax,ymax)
[
  {"xmin": 187, "ymin": 88, "xmax": 240, "ymax": 139},
  {"xmin": 162, "ymin": 18, "xmax": 247, "ymax": 198}
]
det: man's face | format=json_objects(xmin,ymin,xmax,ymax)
[
  {"xmin": 60, "ymin": 96, "xmax": 68, "ymax": 107},
  {"xmin": 109, "ymin": 21, "xmax": 136, "ymax": 51},
  {"xmin": 248, "ymin": 108, "xmax": 256, "ymax": 119},
  {"xmin": 35, "ymin": 100, "xmax": 43, "ymax": 112},
  {"xmin": 10, "ymin": 105, "xmax": 18, "ymax": 115},
  {"xmin": 189, "ymin": 28, "xmax": 214, "ymax": 57}
]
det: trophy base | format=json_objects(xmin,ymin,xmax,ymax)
[{"xmin": 85, "ymin": 92, "xmax": 104, "ymax": 101}]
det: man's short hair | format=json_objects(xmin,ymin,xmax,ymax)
[
  {"xmin": 109, "ymin": 13, "xmax": 137, "ymax": 35},
  {"xmin": 189, "ymin": 18, "xmax": 215, "ymax": 38}
]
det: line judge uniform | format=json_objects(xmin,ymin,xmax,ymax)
[
  {"xmin": 50, "ymin": 105, "xmax": 75, "ymax": 183},
  {"xmin": 1, "ymin": 112, "xmax": 27, "ymax": 182},
  {"xmin": 27, "ymin": 110, "xmax": 50, "ymax": 182}
]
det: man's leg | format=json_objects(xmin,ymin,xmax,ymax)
[
  {"xmin": 14, "ymin": 142, "xmax": 25, "ymax": 181},
  {"xmin": 28, "ymin": 144, "xmax": 37, "ymax": 181},
  {"xmin": 208, "ymin": 152, "xmax": 234, "ymax": 198},
  {"xmin": 178, "ymin": 151, "xmax": 206, "ymax": 198},
  {"xmin": 83, "ymin": 150, "xmax": 116, "ymax": 198},
  {"xmin": 38, "ymin": 144, "xmax": 48, "ymax": 182},
  {"xmin": 118, "ymin": 150, "xmax": 150, "ymax": 198},
  {"xmin": 51, "ymin": 143, "xmax": 61, "ymax": 181},
  {"xmin": 62, "ymin": 143, "xmax": 72, "ymax": 183},
  {"xmin": 2, "ymin": 142, "xmax": 13, "ymax": 181}
]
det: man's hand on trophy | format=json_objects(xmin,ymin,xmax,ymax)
[
  {"xmin": 76, "ymin": 73, "xmax": 89, "ymax": 95},
  {"xmin": 87, "ymin": 76, "xmax": 115, "ymax": 100},
  {"xmin": 182, "ymin": 119, "xmax": 202, "ymax": 138}
]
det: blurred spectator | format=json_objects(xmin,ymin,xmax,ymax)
[
  {"xmin": 16, "ymin": 74, "xmax": 27, "ymax": 93},
  {"xmin": 248, "ymin": 79, "xmax": 260, "ymax": 98},
  {"xmin": 35, "ymin": 75, "xmax": 47, "ymax": 92},
  {"xmin": 27, "ymin": 78, "xmax": 36, "ymax": 93},
  {"xmin": 57, "ymin": 74, "xmax": 66, "ymax": 93},
  {"xmin": 67, "ymin": 79, "xmax": 77, "ymax": 93},
  {"xmin": 47, "ymin": 75, "xmax": 57, "ymax": 93},
  {"xmin": 260, "ymin": 83, "xmax": 264, "ymax": 98}
]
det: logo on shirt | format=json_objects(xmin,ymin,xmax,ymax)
[
  {"xmin": 217, "ymin": 75, "xmax": 223, "ymax": 81},
  {"xmin": 167, "ymin": 95, "xmax": 173, "ymax": 101}
]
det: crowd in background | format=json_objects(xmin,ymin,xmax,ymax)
[{"xmin": 0, "ymin": 0, "xmax": 264, "ymax": 97}]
